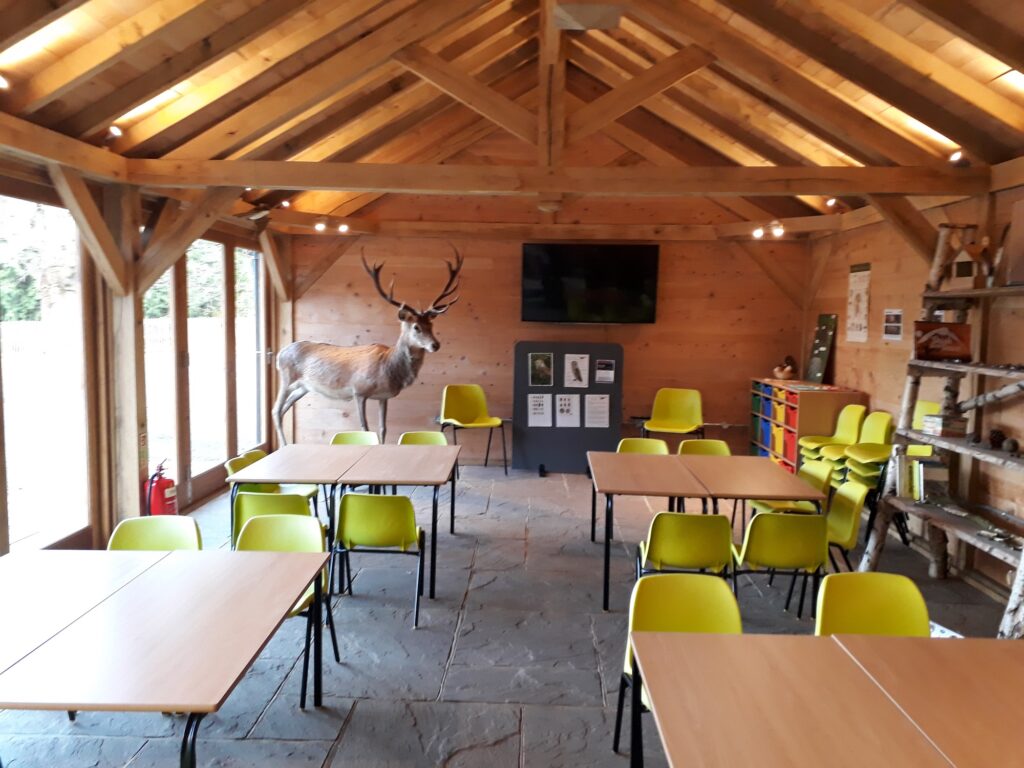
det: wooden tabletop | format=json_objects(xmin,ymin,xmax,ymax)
[
  {"xmin": 678, "ymin": 455, "xmax": 826, "ymax": 502},
  {"xmin": 836, "ymin": 635, "xmax": 1020, "ymax": 766},
  {"xmin": 0, "ymin": 550, "xmax": 327, "ymax": 713},
  {"xmin": 587, "ymin": 452, "xmax": 709, "ymax": 498},
  {"xmin": 225, "ymin": 443, "xmax": 370, "ymax": 484},
  {"xmin": 0, "ymin": 550, "xmax": 168, "ymax": 675},
  {"xmin": 340, "ymin": 444, "xmax": 460, "ymax": 486},
  {"xmin": 631, "ymin": 632, "xmax": 950, "ymax": 767}
]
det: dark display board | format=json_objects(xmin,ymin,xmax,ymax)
[
  {"xmin": 805, "ymin": 314, "xmax": 838, "ymax": 384},
  {"xmin": 512, "ymin": 341, "xmax": 624, "ymax": 474}
]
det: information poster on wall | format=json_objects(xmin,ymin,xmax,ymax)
[
  {"xmin": 585, "ymin": 394, "xmax": 610, "ymax": 428},
  {"xmin": 595, "ymin": 359, "xmax": 615, "ymax": 383},
  {"xmin": 527, "ymin": 394, "xmax": 552, "ymax": 427},
  {"xmin": 846, "ymin": 263, "xmax": 871, "ymax": 343},
  {"xmin": 555, "ymin": 394, "xmax": 580, "ymax": 427},
  {"xmin": 564, "ymin": 354, "xmax": 589, "ymax": 388},
  {"xmin": 528, "ymin": 352, "xmax": 553, "ymax": 386},
  {"xmin": 882, "ymin": 308, "xmax": 903, "ymax": 341}
]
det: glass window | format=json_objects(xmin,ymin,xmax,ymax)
[
  {"xmin": 234, "ymin": 247, "xmax": 265, "ymax": 451},
  {"xmin": 0, "ymin": 196, "xmax": 89, "ymax": 549},
  {"xmin": 186, "ymin": 239, "xmax": 227, "ymax": 475},
  {"xmin": 143, "ymin": 268, "xmax": 177, "ymax": 479}
]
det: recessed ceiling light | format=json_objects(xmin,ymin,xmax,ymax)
[
  {"xmin": 244, "ymin": 187, "xmax": 252, "ymax": 192},
  {"xmin": 752, "ymin": 227, "xmax": 765, "ymax": 239},
  {"xmin": 826, "ymin": 198, "xmax": 837, "ymax": 207},
  {"xmin": 0, "ymin": 74, "xmax": 9, "ymax": 90},
  {"xmin": 770, "ymin": 220, "xmax": 785, "ymax": 238},
  {"xmin": 108, "ymin": 125, "xmax": 122, "ymax": 138},
  {"xmin": 314, "ymin": 221, "xmax": 326, "ymax": 232},
  {"xmin": 949, "ymin": 150, "xmax": 963, "ymax": 163},
  {"xmin": 280, "ymin": 200, "xmax": 290, "ymax": 208},
  {"xmin": 138, "ymin": 225, "xmax": 145, "ymax": 233},
  {"xmin": 338, "ymin": 224, "xmax": 349, "ymax": 233}
]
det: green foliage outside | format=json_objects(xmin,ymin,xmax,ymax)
[{"xmin": 143, "ymin": 240, "xmax": 259, "ymax": 319}]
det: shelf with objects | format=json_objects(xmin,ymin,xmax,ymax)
[
  {"xmin": 749, "ymin": 378, "xmax": 866, "ymax": 473},
  {"xmin": 862, "ymin": 222, "xmax": 1024, "ymax": 638}
]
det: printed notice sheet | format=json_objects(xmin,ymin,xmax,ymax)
[
  {"xmin": 555, "ymin": 394, "xmax": 581, "ymax": 427},
  {"xmin": 527, "ymin": 393, "xmax": 552, "ymax": 427},
  {"xmin": 585, "ymin": 394, "xmax": 610, "ymax": 428}
]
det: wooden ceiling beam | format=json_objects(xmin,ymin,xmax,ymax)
[
  {"xmin": 0, "ymin": 111, "xmax": 126, "ymax": 182},
  {"xmin": 164, "ymin": 0, "xmax": 487, "ymax": 160},
  {"xmin": 257, "ymin": 228, "xmax": 293, "ymax": 301},
  {"xmin": 567, "ymin": 45, "xmax": 713, "ymax": 144},
  {"xmin": 394, "ymin": 44, "xmax": 538, "ymax": 144},
  {"xmin": 5, "ymin": 0, "xmax": 225, "ymax": 116},
  {"xmin": 113, "ymin": 0, "xmax": 416, "ymax": 154},
  {"xmin": 47, "ymin": 164, "xmax": 131, "ymax": 295},
  {"xmin": 125, "ymin": 159, "xmax": 987, "ymax": 197},
  {"xmin": 719, "ymin": 0, "xmax": 1021, "ymax": 162},
  {"xmin": 867, "ymin": 194, "xmax": 940, "ymax": 264},
  {"xmin": 902, "ymin": 0, "xmax": 1024, "ymax": 74},
  {"xmin": 537, "ymin": 0, "xmax": 567, "ymax": 170},
  {"xmin": 629, "ymin": 0, "xmax": 938, "ymax": 167},
  {"xmin": 54, "ymin": 0, "xmax": 317, "ymax": 138},
  {"xmin": 0, "ymin": 0, "xmax": 90, "ymax": 51}
]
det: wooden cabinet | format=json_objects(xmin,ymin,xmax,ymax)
[{"xmin": 750, "ymin": 379, "xmax": 866, "ymax": 472}]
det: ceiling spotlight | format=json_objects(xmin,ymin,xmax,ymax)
[
  {"xmin": 338, "ymin": 223, "xmax": 350, "ymax": 233},
  {"xmin": 138, "ymin": 225, "xmax": 145, "ymax": 233},
  {"xmin": 107, "ymin": 125, "xmax": 122, "ymax": 138},
  {"xmin": 244, "ymin": 187, "xmax": 252, "ymax": 192},
  {"xmin": 314, "ymin": 220, "xmax": 327, "ymax": 232},
  {"xmin": 949, "ymin": 149, "xmax": 963, "ymax": 163},
  {"xmin": 0, "ymin": 74, "xmax": 9, "ymax": 90},
  {"xmin": 770, "ymin": 220, "xmax": 785, "ymax": 238},
  {"xmin": 826, "ymin": 197, "xmax": 837, "ymax": 208},
  {"xmin": 280, "ymin": 200, "xmax": 291, "ymax": 208},
  {"xmin": 752, "ymin": 226, "xmax": 765, "ymax": 239}
]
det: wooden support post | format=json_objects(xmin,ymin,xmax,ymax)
[
  {"xmin": 926, "ymin": 524, "xmax": 949, "ymax": 579},
  {"xmin": 104, "ymin": 186, "xmax": 148, "ymax": 525},
  {"xmin": 999, "ymin": 562, "xmax": 1024, "ymax": 638},
  {"xmin": 272, "ymin": 236, "xmax": 295, "ymax": 447},
  {"xmin": 0, "ymin": 322, "xmax": 8, "ymax": 556},
  {"xmin": 258, "ymin": 227, "xmax": 293, "ymax": 302}
]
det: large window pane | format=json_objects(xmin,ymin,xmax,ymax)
[
  {"xmin": 143, "ymin": 268, "xmax": 176, "ymax": 479},
  {"xmin": 234, "ymin": 247, "xmax": 265, "ymax": 451},
  {"xmin": 187, "ymin": 239, "xmax": 227, "ymax": 474},
  {"xmin": 0, "ymin": 196, "xmax": 89, "ymax": 549}
]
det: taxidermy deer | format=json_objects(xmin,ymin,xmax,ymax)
[{"xmin": 273, "ymin": 249, "xmax": 463, "ymax": 445}]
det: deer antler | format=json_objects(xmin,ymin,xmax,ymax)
[
  {"xmin": 361, "ymin": 250, "xmax": 407, "ymax": 311},
  {"xmin": 424, "ymin": 244, "xmax": 464, "ymax": 316}
]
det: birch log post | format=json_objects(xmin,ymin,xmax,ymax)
[
  {"xmin": 998, "ymin": 562, "xmax": 1024, "ymax": 638},
  {"xmin": 925, "ymin": 224, "xmax": 955, "ymax": 291},
  {"xmin": 958, "ymin": 380, "xmax": 1024, "ymax": 413}
]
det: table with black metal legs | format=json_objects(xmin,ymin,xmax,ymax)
[
  {"xmin": 586, "ymin": 452, "xmax": 710, "ymax": 611},
  {"xmin": 677, "ymin": 454, "xmax": 826, "ymax": 517},
  {"xmin": 339, "ymin": 444, "xmax": 461, "ymax": 599},
  {"xmin": 0, "ymin": 550, "xmax": 328, "ymax": 768}
]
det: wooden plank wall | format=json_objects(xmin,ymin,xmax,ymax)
[
  {"xmin": 290, "ymin": 201, "xmax": 808, "ymax": 461},
  {"xmin": 804, "ymin": 186, "xmax": 1024, "ymax": 585}
]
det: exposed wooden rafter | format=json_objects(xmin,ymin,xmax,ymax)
[
  {"xmin": 0, "ymin": 0, "xmax": 91, "ymax": 50},
  {"xmin": 257, "ymin": 227, "xmax": 294, "ymax": 302},
  {"xmin": 537, "ymin": 0, "xmax": 566, "ymax": 169},
  {"xmin": 867, "ymin": 194, "xmax": 941, "ymax": 264}
]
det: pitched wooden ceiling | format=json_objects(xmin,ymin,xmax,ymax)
[{"xmin": 0, "ymin": 0, "xmax": 1020, "ymax": 237}]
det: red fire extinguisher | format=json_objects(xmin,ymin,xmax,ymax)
[{"xmin": 144, "ymin": 461, "xmax": 178, "ymax": 516}]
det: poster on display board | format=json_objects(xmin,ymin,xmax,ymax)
[
  {"xmin": 555, "ymin": 394, "xmax": 580, "ymax": 427},
  {"xmin": 882, "ymin": 308, "xmax": 903, "ymax": 341},
  {"xmin": 527, "ymin": 394, "xmax": 552, "ymax": 427},
  {"xmin": 563, "ymin": 354, "xmax": 589, "ymax": 388},
  {"xmin": 595, "ymin": 359, "xmax": 615, "ymax": 383},
  {"xmin": 846, "ymin": 263, "xmax": 871, "ymax": 343},
  {"xmin": 528, "ymin": 352, "xmax": 553, "ymax": 386},
  {"xmin": 585, "ymin": 395, "xmax": 610, "ymax": 428}
]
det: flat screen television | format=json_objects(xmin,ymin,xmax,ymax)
[{"xmin": 521, "ymin": 243, "xmax": 658, "ymax": 324}]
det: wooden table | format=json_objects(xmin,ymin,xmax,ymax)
[
  {"xmin": 629, "ymin": 632, "xmax": 952, "ymax": 768},
  {"xmin": 587, "ymin": 452, "xmax": 709, "ymax": 611},
  {"xmin": 225, "ymin": 443, "xmax": 370, "ymax": 542},
  {"xmin": 678, "ymin": 454, "xmax": 826, "ymax": 509},
  {"xmin": 340, "ymin": 444, "xmax": 460, "ymax": 599},
  {"xmin": 836, "ymin": 635, "xmax": 1020, "ymax": 766},
  {"xmin": 0, "ymin": 550, "xmax": 167, "ymax": 675},
  {"xmin": 0, "ymin": 550, "xmax": 327, "ymax": 768}
]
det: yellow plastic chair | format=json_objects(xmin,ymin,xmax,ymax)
[
  {"xmin": 732, "ymin": 512, "xmax": 828, "ymax": 619},
  {"xmin": 334, "ymin": 493, "xmax": 425, "ymax": 627},
  {"xmin": 225, "ymin": 449, "xmax": 319, "ymax": 545},
  {"xmin": 398, "ymin": 431, "xmax": 448, "ymax": 446},
  {"xmin": 642, "ymin": 388, "xmax": 704, "ymax": 441},
  {"xmin": 440, "ymin": 384, "xmax": 507, "ymax": 475},
  {"xmin": 107, "ymin": 516, "xmax": 202, "ymax": 551},
  {"xmin": 677, "ymin": 439, "xmax": 730, "ymax": 456},
  {"xmin": 636, "ymin": 513, "xmax": 735, "ymax": 592},
  {"xmin": 236, "ymin": 514, "xmax": 340, "ymax": 708},
  {"xmin": 798, "ymin": 403, "xmax": 866, "ymax": 460},
  {"xmin": 908, "ymin": 400, "xmax": 941, "ymax": 458},
  {"xmin": 820, "ymin": 411, "xmax": 893, "ymax": 488},
  {"xmin": 232, "ymin": 492, "xmax": 316, "ymax": 548},
  {"xmin": 750, "ymin": 460, "xmax": 832, "ymax": 516},
  {"xmin": 612, "ymin": 574, "xmax": 741, "ymax": 756},
  {"xmin": 330, "ymin": 431, "xmax": 380, "ymax": 446},
  {"xmin": 617, "ymin": 437, "xmax": 669, "ymax": 455},
  {"xmin": 815, "ymin": 572, "xmax": 930, "ymax": 637},
  {"xmin": 826, "ymin": 480, "xmax": 870, "ymax": 572}
]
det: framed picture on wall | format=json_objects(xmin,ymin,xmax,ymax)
[{"xmin": 528, "ymin": 352, "xmax": 553, "ymax": 386}]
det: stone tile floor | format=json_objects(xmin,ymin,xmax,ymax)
[{"xmin": 0, "ymin": 468, "xmax": 1004, "ymax": 767}]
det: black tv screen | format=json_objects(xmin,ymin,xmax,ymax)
[{"xmin": 521, "ymin": 243, "xmax": 658, "ymax": 324}]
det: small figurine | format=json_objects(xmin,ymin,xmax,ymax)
[
  {"xmin": 989, "ymin": 429, "xmax": 1007, "ymax": 450},
  {"xmin": 1004, "ymin": 437, "xmax": 1020, "ymax": 456},
  {"xmin": 773, "ymin": 355, "xmax": 797, "ymax": 380}
]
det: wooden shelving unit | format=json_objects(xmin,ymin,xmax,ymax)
[
  {"xmin": 887, "ymin": 497, "xmax": 1021, "ymax": 568},
  {"xmin": 896, "ymin": 429, "xmax": 1024, "ymax": 473},
  {"xmin": 749, "ymin": 379, "xmax": 866, "ymax": 472},
  {"xmin": 908, "ymin": 360, "xmax": 1024, "ymax": 380}
]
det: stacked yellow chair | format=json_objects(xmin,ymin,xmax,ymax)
[
  {"xmin": 815, "ymin": 572, "xmax": 930, "ymax": 637},
  {"xmin": 635, "ymin": 512, "xmax": 735, "ymax": 591},
  {"xmin": 612, "ymin": 574, "xmax": 741, "ymax": 757},
  {"xmin": 798, "ymin": 403, "xmax": 865, "ymax": 464},
  {"xmin": 844, "ymin": 400, "xmax": 940, "ymax": 492},
  {"xmin": 819, "ymin": 411, "xmax": 893, "ymax": 489}
]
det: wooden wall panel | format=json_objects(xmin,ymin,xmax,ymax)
[{"xmin": 291, "ymin": 234, "xmax": 807, "ymax": 460}]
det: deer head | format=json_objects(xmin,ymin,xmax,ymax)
[{"xmin": 362, "ymin": 245, "xmax": 464, "ymax": 353}]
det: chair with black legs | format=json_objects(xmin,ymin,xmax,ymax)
[{"xmin": 440, "ymin": 384, "xmax": 507, "ymax": 475}]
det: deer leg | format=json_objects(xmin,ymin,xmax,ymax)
[
  {"xmin": 273, "ymin": 382, "xmax": 308, "ymax": 446},
  {"xmin": 356, "ymin": 396, "xmax": 370, "ymax": 433},
  {"xmin": 379, "ymin": 398, "xmax": 389, "ymax": 444}
]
